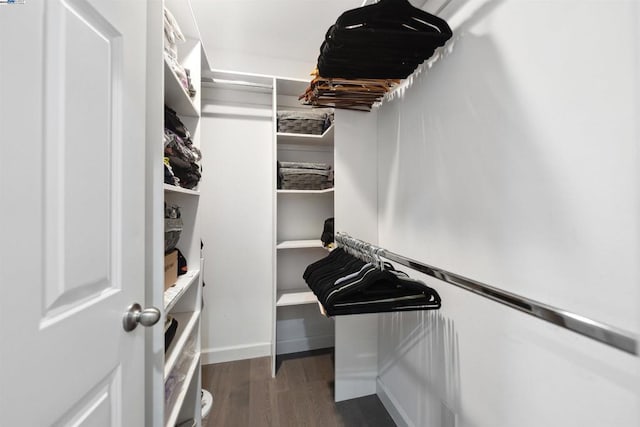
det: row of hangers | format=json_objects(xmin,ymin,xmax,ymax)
[
  {"xmin": 303, "ymin": 233, "xmax": 441, "ymax": 316},
  {"xmin": 318, "ymin": 0, "xmax": 452, "ymax": 79},
  {"xmin": 301, "ymin": 0, "xmax": 453, "ymax": 111}
]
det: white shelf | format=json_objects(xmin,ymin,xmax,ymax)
[
  {"xmin": 277, "ymin": 188, "xmax": 334, "ymax": 194},
  {"xmin": 164, "ymin": 184, "xmax": 200, "ymax": 196},
  {"xmin": 276, "ymin": 289, "xmax": 318, "ymax": 307},
  {"xmin": 277, "ymin": 124, "xmax": 334, "ymax": 145},
  {"xmin": 164, "ymin": 310, "xmax": 200, "ymax": 379},
  {"xmin": 164, "ymin": 58, "xmax": 199, "ymax": 117},
  {"xmin": 165, "ymin": 354, "xmax": 201, "ymax": 427},
  {"xmin": 276, "ymin": 239, "xmax": 324, "ymax": 250},
  {"xmin": 164, "ymin": 269, "xmax": 200, "ymax": 313}
]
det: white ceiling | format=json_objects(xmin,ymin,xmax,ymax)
[{"xmin": 191, "ymin": 0, "xmax": 364, "ymax": 80}]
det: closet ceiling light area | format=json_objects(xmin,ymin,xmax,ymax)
[{"xmin": 191, "ymin": 0, "xmax": 363, "ymax": 79}]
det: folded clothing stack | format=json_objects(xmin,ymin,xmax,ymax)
[
  {"xmin": 278, "ymin": 161, "xmax": 333, "ymax": 190},
  {"xmin": 164, "ymin": 106, "xmax": 202, "ymax": 189}
]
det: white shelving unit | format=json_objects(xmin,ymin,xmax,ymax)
[
  {"xmin": 162, "ymin": 1, "xmax": 204, "ymax": 425},
  {"xmin": 272, "ymin": 78, "xmax": 336, "ymax": 376}
]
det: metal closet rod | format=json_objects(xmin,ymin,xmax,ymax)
[
  {"xmin": 335, "ymin": 232, "xmax": 638, "ymax": 355},
  {"xmin": 201, "ymin": 77, "xmax": 273, "ymax": 89}
]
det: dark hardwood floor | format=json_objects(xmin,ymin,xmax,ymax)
[{"xmin": 201, "ymin": 349, "xmax": 396, "ymax": 427}]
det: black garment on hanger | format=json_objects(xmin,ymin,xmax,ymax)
[
  {"xmin": 304, "ymin": 248, "xmax": 441, "ymax": 316},
  {"xmin": 317, "ymin": 0, "xmax": 452, "ymax": 79}
]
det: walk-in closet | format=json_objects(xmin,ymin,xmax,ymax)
[{"xmin": 2, "ymin": 0, "xmax": 639, "ymax": 426}]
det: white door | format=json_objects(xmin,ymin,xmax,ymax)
[{"xmin": 0, "ymin": 0, "xmax": 153, "ymax": 425}]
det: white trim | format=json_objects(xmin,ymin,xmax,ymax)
[
  {"xmin": 200, "ymin": 342, "xmax": 271, "ymax": 365},
  {"xmin": 376, "ymin": 377, "xmax": 412, "ymax": 427},
  {"xmin": 276, "ymin": 334, "xmax": 334, "ymax": 355}
]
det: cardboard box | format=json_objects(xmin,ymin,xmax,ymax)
[{"xmin": 164, "ymin": 250, "xmax": 178, "ymax": 290}]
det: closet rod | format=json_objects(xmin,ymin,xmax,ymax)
[
  {"xmin": 201, "ymin": 77, "xmax": 273, "ymax": 89},
  {"xmin": 335, "ymin": 232, "xmax": 638, "ymax": 355}
]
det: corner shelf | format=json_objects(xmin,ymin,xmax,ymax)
[
  {"xmin": 164, "ymin": 269, "xmax": 200, "ymax": 313},
  {"xmin": 164, "ymin": 184, "xmax": 200, "ymax": 196},
  {"xmin": 276, "ymin": 289, "xmax": 318, "ymax": 307},
  {"xmin": 276, "ymin": 239, "xmax": 324, "ymax": 250},
  {"xmin": 277, "ymin": 124, "xmax": 334, "ymax": 145},
  {"xmin": 164, "ymin": 58, "xmax": 199, "ymax": 118},
  {"xmin": 277, "ymin": 188, "xmax": 334, "ymax": 194}
]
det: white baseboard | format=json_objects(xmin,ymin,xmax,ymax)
[
  {"xmin": 201, "ymin": 342, "xmax": 271, "ymax": 365},
  {"xmin": 377, "ymin": 377, "xmax": 412, "ymax": 427},
  {"xmin": 334, "ymin": 375, "xmax": 377, "ymax": 402},
  {"xmin": 276, "ymin": 334, "xmax": 334, "ymax": 355}
]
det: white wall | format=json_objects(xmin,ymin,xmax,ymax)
[
  {"xmin": 372, "ymin": 0, "xmax": 640, "ymax": 426},
  {"xmin": 199, "ymin": 88, "xmax": 275, "ymax": 363}
]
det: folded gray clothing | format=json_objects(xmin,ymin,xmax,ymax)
[
  {"xmin": 281, "ymin": 181, "xmax": 334, "ymax": 190},
  {"xmin": 282, "ymin": 174, "xmax": 328, "ymax": 186},
  {"xmin": 279, "ymin": 168, "xmax": 332, "ymax": 177},
  {"xmin": 279, "ymin": 161, "xmax": 331, "ymax": 171}
]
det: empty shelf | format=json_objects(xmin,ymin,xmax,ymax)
[
  {"xmin": 277, "ymin": 240, "xmax": 324, "ymax": 250},
  {"xmin": 276, "ymin": 289, "xmax": 318, "ymax": 307}
]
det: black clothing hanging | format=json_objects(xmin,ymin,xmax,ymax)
[
  {"xmin": 317, "ymin": 0, "xmax": 452, "ymax": 79},
  {"xmin": 301, "ymin": 0, "xmax": 453, "ymax": 110},
  {"xmin": 304, "ymin": 247, "xmax": 441, "ymax": 316}
]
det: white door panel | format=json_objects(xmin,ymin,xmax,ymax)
[{"xmin": 0, "ymin": 0, "xmax": 149, "ymax": 425}]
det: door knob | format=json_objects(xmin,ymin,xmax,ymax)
[{"xmin": 123, "ymin": 303, "xmax": 161, "ymax": 332}]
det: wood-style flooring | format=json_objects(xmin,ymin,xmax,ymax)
[{"xmin": 201, "ymin": 349, "xmax": 396, "ymax": 427}]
